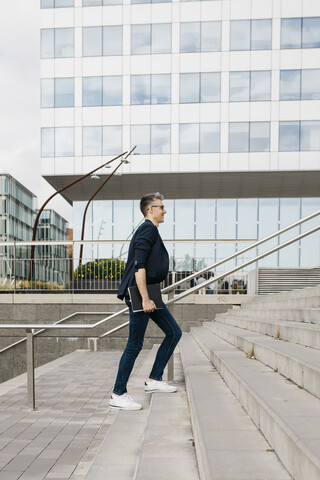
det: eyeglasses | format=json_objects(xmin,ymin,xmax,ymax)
[{"xmin": 149, "ymin": 205, "xmax": 165, "ymax": 210}]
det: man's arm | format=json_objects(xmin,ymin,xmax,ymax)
[{"xmin": 135, "ymin": 268, "xmax": 156, "ymax": 313}]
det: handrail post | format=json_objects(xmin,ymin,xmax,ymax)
[
  {"xmin": 26, "ymin": 328, "xmax": 36, "ymax": 411},
  {"xmin": 167, "ymin": 289, "xmax": 174, "ymax": 382}
]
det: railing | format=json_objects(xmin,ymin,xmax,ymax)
[{"xmin": 0, "ymin": 209, "xmax": 319, "ymax": 410}]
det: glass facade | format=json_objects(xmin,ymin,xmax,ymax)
[{"xmin": 281, "ymin": 17, "xmax": 320, "ymax": 49}]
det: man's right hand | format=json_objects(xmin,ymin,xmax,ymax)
[{"xmin": 142, "ymin": 299, "xmax": 156, "ymax": 313}]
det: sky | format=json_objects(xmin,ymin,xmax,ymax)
[{"xmin": 0, "ymin": 1, "xmax": 72, "ymax": 224}]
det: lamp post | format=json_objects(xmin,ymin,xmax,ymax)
[{"xmin": 28, "ymin": 151, "xmax": 127, "ymax": 281}]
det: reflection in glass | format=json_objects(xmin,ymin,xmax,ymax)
[
  {"xmin": 55, "ymin": 0, "xmax": 74, "ymax": 6},
  {"xmin": 103, "ymin": 126, "xmax": 122, "ymax": 155},
  {"xmin": 131, "ymin": 25, "xmax": 151, "ymax": 54},
  {"xmin": 281, "ymin": 18, "xmax": 301, "ymax": 48},
  {"xmin": 279, "ymin": 122, "xmax": 299, "ymax": 151},
  {"xmin": 55, "ymin": 28, "xmax": 74, "ymax": 57},
  {"xmin": 103, "ymin": 76, "xmax": 122, "ymax": 105},
  {"xmin": 83, "ymin": 27, "xmax": 102, "ymax": 56},
  {"xmin": 55, "ymin": 127, "xmax": 74, "ymax": 156},
  {"xmin": 229, "ymin": 72, "xmax": 249, "ymax": 102},
  {"xmin": 180, "ymin": 23, "xmax": 200, "ymax": 53},
  {"xmin": 175, "ymin": 200, "xmax": 195, "ymax": 240},
  {"xmin": 41, "ymin": 79, "xmax": 54, "ymax": 108},
  {"xmin": 131, "ymin": 125, "xmax": 150, "ymax": 154},
  {"xmin": 195, "ymin": 199, "xmax": 215, "ymax": 239},
  {"xmin": 152, "ymin": 24, "xmax": 171, "ymax": 53},
  {"xmin": 114, "ymin": 201, "xmax": 134, "ymax": 240},
  {"xmin": 200, "ymin": 124, "xmax": 220, "ymax": 153},
  {"xmin": 280, "ymin": 70, "xmax": 300, "ymax": 100},
  {"xmin": 251, "ymin": 71, "xmax": 271, "ymax": 101},
  {"xmin": 179, "ymin": 124, "xmax": 199, "ymax": 153},
  {"xmin": 104, "ymin": 0, "xmax": 122, "ymax": 5},
  {"xmin": 258, "ymin": 198, "xmax": 279, "ymax": 266},
  {"xmin": 201, "ymin": 73, "xmax": 221, "ymax": 102},
  {"xmin": 131, "ymin": 75, "xmax": 150, "ymax": 104},
  {"xmin": 300, "ymin": 121, "xmax": 320, "ymax": 151},
  {"xmin": 83, "ymin": 127, "xmax": 102, "ymax": 156},
  {"xmin": 251, "ymin": 20, "xmax": 272, "ymax": 50},
  {"xmin": 151, "ymin": 125, "xmax": 170, "ymax": 154},
  {"xmin": 83, "ymin": 77, "xmax": 102, "ymax": 106},
  {"xmin": 229, "ymin": 123, "xmax": 249, "ymax": 152},
  {"xmin": 41, "ymin": 0, "xmax": 54, "ymax": 7},
  {"xmin": 202, "ymin": 21, "xmax": 221, "ymax": 51},
  {"xmin": 302, "ymin": 17, "xmax": 320, "ymax": 48},
  {"xmin": 180, "ymin": 74, "xmax": 199, "ymax": 103},
  {"xmin": 250, "ymin": 122, "xmax": 270, "ymax": 152},
  {"xmin": 41, "ymin": 128, "xmax": 54, "ymax": 157},
  {"xmin": 230, "ymin": 20, "xmax": 250, "ymax": 51},
  {"xmin": 103, "ymin": 26, "xmax": 122, "ymax": 55},
  {"xmin": 216, "ymin": 199, "xmax": 236, "ymax": 239},
  {"xmin": 55, "ymin": 78, "xmax": 74, "ymax": 107},
  {"xmin": 83, "ymin": 0, "xmax": 101, "ymax": 4},
  {"xmin": 41, "ymin": 29, "xmax": 54, "ymax": 58},
  {"xmin": 237, "ymin": 199, "xmax": 258, "ymax": 239},
  {"xmin": 151, "ymin": 75, "xmax": 171, "ymax": 104},
  {"xmin": 301, "ymin": 70, "xmax": 320, "ymax": 99}
]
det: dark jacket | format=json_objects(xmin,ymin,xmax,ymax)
[{"xmin": 117, "ymin": 219, "xmax": 169, "ymax": 300}]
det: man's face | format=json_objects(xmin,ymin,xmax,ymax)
[{"xmin": 148, "ymin": 199, "xmax": 167, "ymax": 224}]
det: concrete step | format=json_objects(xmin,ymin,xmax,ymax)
[
  {"xmin": 191, "ymin": 326, "xmax": 320, "ymax": 480},
  {"xmin": 246, "ymin": 285, "xmax": 320, "ymax": 303},
  {"xmin": 203, "ymin": 321, "xmax": 320, "ymax": 399},
  {"xmin": 218, "ymin": 307, "xmax": 320, "ymax": 324},
  {"xmin": 179, "ymin": 334, "xmax": 291, "ymax": 480},
  {"xmin": 243, "ymin": 295, "xmax": 320, "ymax": 310},
  {"xmin": 215, "ymin": 313, "xmax": 320, "ymax": 350}
]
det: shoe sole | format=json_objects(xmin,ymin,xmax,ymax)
[
  {"xmin": 109, "ymin": 404, "xmax": 142, "ymax": 410},
  {"xmin": 144, "ymin": 389, "xmax": 177, "ymax": 393}
]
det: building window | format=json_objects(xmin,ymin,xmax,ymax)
[
  {"xmin": 41, "ymin": 28, "xmax": 74, "ymax": 58},
  {"xmin": 180, "ymin": 73, "xmax": 220, "ymax": 103},
  {"xmin": 180, "ymin": 22, "xmax": 221, "ymax": 53},
  {"xmin": 131, "ymin": 124, "xmax": 170, "ymax": 154},
  {"xmin": 230, "ymin": 19, "xmax": 272, "ymax": 51},
  {"xmin": 281, "ymin": 18, "xmax": 320, "ymax": 49},
  {"xmin": 131, "ymin": 24, "xmax": 171, "ymax": 54},
  {"xmin": 279, "ymin": 121, "xmax": 320, "ymax": 151},
  {"xmin": 41, "ymin": 128, "xmax": 74, "ymax": 157},
  {"xmin": 83, "ymin": 127, "xmax": 102, "ymax": 156},
  {"xmin": 103, "ymin": 126, "xmax": 122, "ymax": 155},
  {"xmin": 41, "ymin": 78, "xmax": 74, "ymax": 108},
  {"xmin": 82, "ymin": 126, "xmax": 123, "ymax": 155},
  {"xmin": 82, "ymin": 76, "xmax": 122, "ymax": 106},
  {"xmin": 41, "ymin": 0, "xmax": 74, "ymax": 7},
  {"xmin": 280, "ymin": 69, "xmax": 320, "ymax": 100},
  {"xmin": 229, "ymin": 122, "xmax": 270, "ymax": 152},
  {"xmin": 83, "ymin": 0, "xmax": 122, "ymax": 5},
  {"xmin": 132, "ymin": 0, "xmax": 170, "ymax": 4},
  {"xmin": 83, "ymin": 26, "xmax": 122, "ymax": 56},
  {"xmin": 301, "ymin": 70, "xmax": 320, "ymax": 99},
  {"xmin": 300, "ymin": 121, "xmax": 320, "ymax": 151},
  {"xmin": 229, "ymin": 71, "xmax": 271, "ymax": 101},
  {"xmin": 131, "ymin": 75, "xmax": 171, "ymax": 105},
  {"xmin": 180, "ymin": 123, "xmax": 220, "ymax": 153},
  {"xmin": 279, "ymin": 121, "xmax": 300, "ymax": 151}
]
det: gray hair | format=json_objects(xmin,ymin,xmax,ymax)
[{"xmin": 140, "ymin": 192, "xmax": 164, "ymax": 216}]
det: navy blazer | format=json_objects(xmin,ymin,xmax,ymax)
[{"xmin": 117, "ymin": 219, "xmax": 169, "ymax": 300}]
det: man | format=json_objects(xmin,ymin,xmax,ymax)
[{"xmin": 110, "ymin": 192, "xmax": 182, "ymax": 411}]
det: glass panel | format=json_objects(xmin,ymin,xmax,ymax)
[
  {"xmin": 279, "ymin": 121, "xmax": 300, "ymax": 151},
  {"xmin": 281, "ymin": 18, "xmax": 301, "ymax": 49},
  {"xmin": 201, "ymin": 21, "xmax": 221, "ymax": 52},
  {"xmin": 300, "ymin": 198, "xmax": 320, "ymax": 266},
  {"xmin": 151, "ymin": 124, "xmax": 170, "ymax": 154},
  {"xmin": 152, "ymin": 24, "xmax": 171, "ymax": 53},
  {"xmin": 131, "ymin": 75, "xmax": 150, "ymax": 104},
  {"xmin": 301, "ymin": 69, "xmax": 320, "ymax": 100},
  {"xmin": 216, "ymin": 199, "xmax": 236, "ymax": 239},
  {"xmin": 250, "ymin": 71, "xmax": 271, "ymax": 101},
  {"xmin": 180, "ymin": 124, "xmax": 199, "ymax": 153},
  {"xmin": 300, "ymin": 121, "xmax": 320, "ymax": 151},
  {"xmin": 55, "ymin": 28, "xmax": 74, "ymax": 57},
  {"xmin": 180, "ymin": 22, "xmax": 200, "ymax": 53},
  {"xmin": 131, "ymin": 25, "xmax": 151, "ymax": 54},
  {"xmin": 83, "ymin": 77, "xmax": 102, "ymax": 106},
  {"xmin": 280, "ymin": 70, "xmax": 300, "ymax": 100},
  {"xmin": 175, "ymin": 200, "xmax": 195, "ymax": 239},
  {"xmin": 200, "ymin": 123, "xmax": 220, "ymax": 153},
  {"xmin": 83, "ymin": 0, "xmax": 102, "ymax": 5},
  {"xmin": 103, "ymin": 26, "xmax": 122, "ymax": 55},
  {"xmin": 83, "ymin": 27, "xmax": 102, "ymax": 56},
  {"xmin": 41, "ymin": 29, "xmax": 54, "ymax": 58},
  {"xmin": 195, "ymin": 199, "xmax": 215, "ymax": 239},
  {"xmin": 132, "ymin": 0, "xmax": 150, "ymax": 3},
  {"xmin": 229, "ymin": 71, "xmax": 249, "ymax": 102},
  {"xmin": 55, "ymin": 0, "xmax": 74, "ymax": 6},
  {"xmin": 230, "ymin": 20, "xmax": 250, "ymax": 51},
  {"xmin": 302, "ymin": 17, "xmax": 320, "ymax": 48},
  {"xmin": 151, "ymin": 74, "xmax": 171, "ymax": 104},
  {"xmin": 131, "ymin": 125, "xmax": 150, "ymax": 154},
  {"xmin": 279, "ymin": 198, "xmax": 300, "ymax": 267},
  {"xmin": 180, "ymin": 73, "xmax": 199, "ymax": 103},
  {"xmin": 83, "ymin": 127, "xmax": 102, "ymax": 156},
  {"xmin": 103, "ymin": 76, "xmax": 122, "ymax": 105},
  {"xmin": 201, "ymin": 72, "xmax": 220, "ymax": 102},
  {"xmin": 114, "ymin": 201, "xmax": 134, "ymax": 240},
  {"xmin": 251, "ymin": 19, "xmax": 272, "ymax": 50},
  {"xmin": 104, "ymin": 0, "xmax": 122, "ymax": 4},
  {"xmin": 41, "ymin": 0, "xmax": 54, "ymax": 7},
  {"xmin": 55, "ymin": 78, "xmax": 74, "ymax": 107},
  {"xmin": 41, "ymin": 79, "xmax": 54, "ymax": 108},
  {"xmin": 158, "ymin": 199, "xmax": 173, "ymax": 239},
  {"xmin": 237, "ymin": 199, "xmax": 258, "ymax": 239},
  {"xmin": 41, "ymin": 128, "xmax": 54, "ymax": 157},
  {"xmin": 250, "ymin": 122, "xmax": 270, "ymax": 152},
  {"xmin": 103, "ymin": 126, "xmax": 122, "ymax": 155},
  {"xmin": 55, "ymin": 127, "xmax": 74, "ymax": 156},
  {"xmin": 258, "ymin": 198, "xmax": 279, "ymax": 266},
  {"xmin": 229, "ymin": 123, "xmax": 249, "ymax": 152}
]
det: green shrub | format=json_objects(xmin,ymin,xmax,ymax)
[{"xmin": 74, "ymin": 258, "xmax": 125, "ymax": 281}]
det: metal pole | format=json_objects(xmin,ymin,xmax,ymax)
[
  {"xmin": 167, "ymin": 289, "xmax": 174, "ymax": 382},
  {"xmin": 26, "ymin": 329, "xmax": 35, "ymax": 411}
]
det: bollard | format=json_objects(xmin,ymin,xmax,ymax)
[
  {"xmin": 26, "ymin": 329, "xmax": 36, "ymax": 411},
  {"xmin": 167, "ymin": 289, "xmax": 174, "ymax": 382}
]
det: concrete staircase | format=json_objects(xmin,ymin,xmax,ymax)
[{"xmin": 180, "ymin": 285, "xmax": 320, "ymax": 480}]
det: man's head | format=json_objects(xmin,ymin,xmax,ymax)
[{"xmin": 140, "ymin": 192, "xmax": 166, "ymax": 226}]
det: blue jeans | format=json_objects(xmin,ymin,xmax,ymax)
[{"xmin": 113, "ymin": 299, "xmax": 182, "ymax": 395}]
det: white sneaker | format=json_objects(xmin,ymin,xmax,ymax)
[
  {"xmin": 144, "ymin": 380, "xmax": 177, "ymax": 393},
  {"xmin": 109, "ymin": 393, "xmax": 142, "ymax": 410}
]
